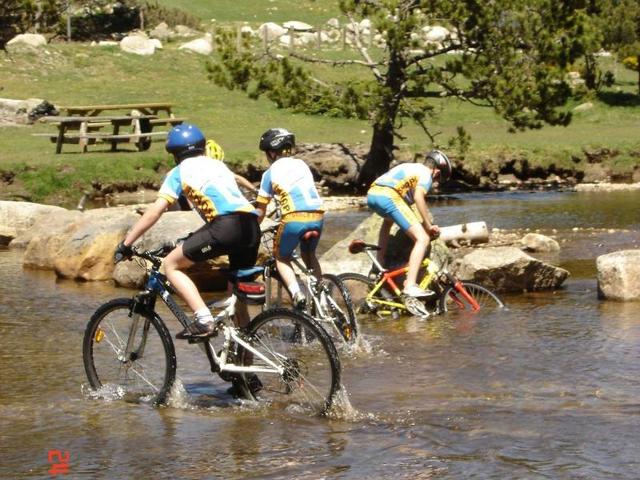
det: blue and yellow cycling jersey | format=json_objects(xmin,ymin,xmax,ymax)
[
  {"xmin": 158, "ymin": 155, "xmax": 255, "ymax": 222},
  {"xmin": 256, "ymin": 157, "xmax": 323, "ymax": 215},
  {"xmin": 372, "ymin": 163, "xmax": 433, "ymax": 205}
]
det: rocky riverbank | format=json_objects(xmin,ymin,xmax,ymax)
[{"xmin": 1, "ymin": 197, "xmax": 638, "ymax": 301}]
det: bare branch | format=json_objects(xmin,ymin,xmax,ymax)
[
  {"xmin": 345, "ymin": 12, "xmax": 385, "ymax": 83},
  {"xmin": 286, "ymin": 51, "xmax": 382, "ymax": 68}
]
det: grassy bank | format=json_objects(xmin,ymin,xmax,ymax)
[{"xmin": 1, "ymin": 5, "xmax": 639, "ymax": 205}]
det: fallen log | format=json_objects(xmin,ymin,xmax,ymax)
[{"xmin": 439, "ymin": 221, "xmax": 489, "ymax": 246}]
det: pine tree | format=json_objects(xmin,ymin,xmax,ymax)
[{"xmin": 208, "ymin": 0, "xmax": 592, "ymax": 187}]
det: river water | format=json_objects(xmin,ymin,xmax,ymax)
[{"xmin": 1, "ymin": 190, "xmax": 639, "ymax": 479}]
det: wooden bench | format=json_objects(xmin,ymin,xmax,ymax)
[
  {"xmin": 60, "ymin": 102, "xmax": 175, "ymax": 118},
  {"xmin": 34, "ymin": 114, "xmax": 185, "ymax": 153}
]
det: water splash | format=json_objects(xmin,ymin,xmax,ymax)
[
  {"xmin": 327, "ymin": 386, "xmax": 378, "ymax": 422},
  {"xmin": 81, "ymin": 383, "xmax": 125, "ymax": 402}
]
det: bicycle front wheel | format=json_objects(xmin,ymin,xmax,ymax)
[
  {"xmin": 439, "ymin": 282, "xmax": 504, "ymax": 313},
  {"xmin": 314, "ymin": 274, "xmax": 359, "ymax": 345},
  {"xmin": 238, "ymin": 308, "xmax": 341, "ymax": 415},
  {"xmin": 83, "ymin": 298, "xmax": 177, "ymax": 405},
  {"xmin": 336, "ymin": 272, "xmax": 375, "ymax": 315}
]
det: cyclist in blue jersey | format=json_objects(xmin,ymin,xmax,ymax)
[
  {"xmin": 254, "ymin": 128, "xmax": 324, "ymax": 310},
  {"xmin": 367, "ymin": 150, "xmax": 452, "ymax": 298},
  {"xmin": 114, "ymin": 123, "xmax": 260, "ymax": 339}
]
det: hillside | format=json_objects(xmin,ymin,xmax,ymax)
[{"xmin": 0, "ymin": 1, "xmax": 639, "ymax": 206}]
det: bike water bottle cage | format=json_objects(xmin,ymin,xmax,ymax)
[
  {"xmin": 348, "ymin": 239, "xmax": 381, "ymax": 254},
  {"xmin": 233, "ymin": 282, "xmax": 266, "ymax": 305}
]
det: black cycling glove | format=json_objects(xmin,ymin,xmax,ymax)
[{"xmin": 114, "ymin": 241, "xmax": 133, "ymax": 263}]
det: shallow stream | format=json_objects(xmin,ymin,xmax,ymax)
[{"xmin": 1, "ymin": 190, "xmax": 639, "ymax": 479}]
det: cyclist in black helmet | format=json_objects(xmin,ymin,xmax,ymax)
[
  {"xmin": 114, "ymin": 123, "xmax": 260, "ymax": 339},
  {"xmin": 366, "ymin": 149, "xmax": 452, "ymax": 298},
  {"xmin": 254, "ymin": 128, "xmax": 324, "ymax": 310}
]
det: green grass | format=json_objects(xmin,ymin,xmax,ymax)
[{"xmin": 0, "ymin": 3, "xmax": 639, "ymax": 205}]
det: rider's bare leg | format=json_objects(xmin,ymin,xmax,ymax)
[
  {"xmin": 300, "ymin": 250, "xmax": 322, "ymax": 281},
  {"xmin": 376, "ymin": 218, "xmax": 394, "ymax": 266},
  {"xmin": 163, "ymin": 244, "xmax": 207, "ymax": 314},
  {"xmin": 404, "ymin": 224, "xmax": 430, "ymax": 288},
  {"xmin": 276, "ymin": 257, "xmax": 299, "ymax": 295}
]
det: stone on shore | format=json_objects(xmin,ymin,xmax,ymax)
[
  {"xmin": 520, "ymin": 233, "xmax": 560, "ymax": 252},
  {"xmin": 596, "ymin": 250, "xmax": 640, "ymax": 301},
  {"xmin": 21, "ymin": 207, "xmax": 139, "ymax": 280},
  {"xmin": 0, "ymin": 201, "xmax": 67, "ymax": 246},
  {"xmin": 452, "ymin": 246, "xmax": 570, "ymax": 292}
]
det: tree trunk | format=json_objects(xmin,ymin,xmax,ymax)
[
  {"xmin": 357, "ymin": 122, "xmax": 395, "ymax": 189},
  {"xmin": 356, "ymin": 51, "xmax": 405, "ymax": 190},
  {"xmin": 637, "ymin": 54, "xmax": 640, "ymax": 96}
]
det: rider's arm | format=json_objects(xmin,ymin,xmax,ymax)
[
  {"xmin": 234, "ymin": 174, "xmax": 256, "ymax": 192},
  {"xmin": 123, "ymin": 197, "xmax": 170, "ymax": 246},
  {"xmin": 254, "ymin": 202, "xmax": 267, "ymax": 224},
  {"xmin": 414, "ymin": 186, "xmax": 438, "ymax": 235}
]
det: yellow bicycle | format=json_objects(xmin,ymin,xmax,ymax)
[{"xmin": 338, "ymin": 240, "xmax": 504, "ymax": 319}]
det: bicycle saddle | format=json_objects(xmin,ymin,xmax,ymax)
[{"xmin": 348, "ymin": 239, "xmax": 381, "ymax": 254}]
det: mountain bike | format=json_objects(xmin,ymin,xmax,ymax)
[
  {"xmin": 338, "ymin": 239, "xmax": 504, "ymax": 319},
  {"xmin": 250, "ymin": 223, "xmax": 358, "ymax": 346},
  {"xmin": 82, "ymin": 245, "xmax": 341, "ymax": 415}
]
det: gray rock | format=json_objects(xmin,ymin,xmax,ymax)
[
  {"xmin": 178, "ymin": 34, "xmax": 213, "ymax": 55},
  {"xmin": 596, "ymin": 250, "xmax": 640, "ymax": 301},
  {"xmin": 150, "ymin": 22, "xmax": 173, "ymax": 41},
  {"xmin": 452, "ymin": 246, "xmax": 570, "ymax": 293},
  {"xmin": 1, "ymin": 201, "xmax": 66, "ymax": 246},
  {"xmin": 120, "ymin": 34, "xmax": 156, "ymax": 55},
  {"xmin": 6, "ymin": 33, "xmax": 47, "ymax": 50},
  {"xmin": 520, "ymin": 233, "xmax": 560, "ymax": 252}
]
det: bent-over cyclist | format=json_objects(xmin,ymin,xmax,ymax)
[
  {"xmin": 114, "ymin": 123, "xmax": 260, "ymax": 339},
  {"xmin": 366, "ymin": 150, "xmax": 452, "ymax": 298}
]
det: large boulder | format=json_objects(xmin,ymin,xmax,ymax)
[
  {"xmin": 150, "ymin": 22, "xmax": 173, "ymax": 41},
  {"xmin": 520, "ymin": 233, "xmax": 560, "ymax": 252},
  {"xmin": 0, "ymin": 97, "xmax": 47, "ymax": 126},
  {"xmin": 296, "ymin": 143, "xmax": 366, "ymax": 192},
  {"xmin": 452, "ymin": 246, "xmax": 570, "ymax": 293},
  {"xmin": 1, "ymin": 201, "xmax": 67, "ymax": 246},
  {"xmin": 120, "ymin": 34, "xmax": 156, "ymax": 55},
  {"xmin": 597, "ymin": 250, "xmax": 640, "ymax": 301},
  {"xmin": 6, "ymin": 33, "xmax": 47, "ymax": 51},
  {"xmin": 178, "ymin": 34, "xmax": 213, "ymax": 55},
  {"xmin": 257, "ymin": 22, "xmax": 287, "ymax": 41},
  {"xmin": 21, "ymin": 207, "xmax": 138, "ymax": 280}
]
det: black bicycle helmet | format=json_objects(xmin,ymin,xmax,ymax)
[
  {"xmin": 166, "ymin": 123, "xmax": 206, "ymax": 163},
  {"xmin": 259, "ymin": 128, "xmax": 295, "ymax": 152},
  {"xmin": 426, "ymin": 149, "xmax": 452, "ymax": 183}
]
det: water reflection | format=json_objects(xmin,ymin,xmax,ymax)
[{"xmin": 1, "ymin": 190, "xmax": 640, "ymax": 478}]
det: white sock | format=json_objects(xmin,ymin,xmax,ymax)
[
  {"xmin": 288, "ymin": 282, "xmax": 301, "ymax": 297},
  {"xmin": 194, "ymin": 307, "xmax": 214, "ymax": 324}
]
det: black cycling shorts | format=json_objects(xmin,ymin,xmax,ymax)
[{"xmin": 182, "ymin": 213, "xmax": 260, "ymax": 269}]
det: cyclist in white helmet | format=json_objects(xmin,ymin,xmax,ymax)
[{"xmin": 367, "ymin": 150, "xmax": 452, "ymax": 298}]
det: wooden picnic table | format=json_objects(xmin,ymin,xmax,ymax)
[
  {"xmin": 34, "ymin": 114, "xmax": 185, "ymax": 153},
  {"xmin": 59, "ymin": 102, "xmax": 175, "ymax": 118}
]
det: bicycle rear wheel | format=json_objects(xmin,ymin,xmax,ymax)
[
  {"xmin": 238, "ymin": 308, "xmax": 341, "ymax": 415},
  {"xmin": 83, "ymin": 298, "xmax": 177, "ymax": 405},
  {"xmin": 439, "ymin": 281, "xmax": 504, "ymax": 313},
  {"xmin": 312, "ymin": 274, "xmax": 359, "ymax": 345}
]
